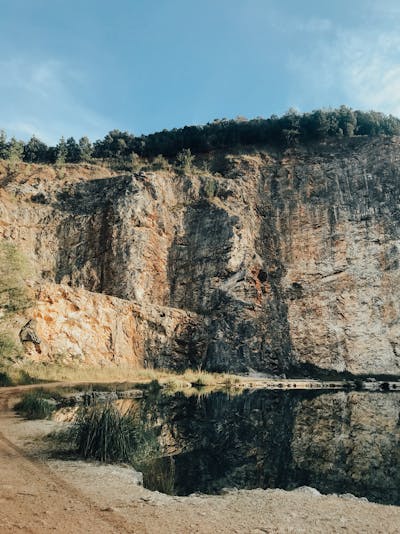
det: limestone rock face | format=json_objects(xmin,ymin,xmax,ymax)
[{"xmin": 1, "ymin": 137, "xmax": 400, "ymax": 375}]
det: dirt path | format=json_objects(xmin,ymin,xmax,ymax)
[
  {"xmin": 2, "ymin": 384, "xmax": 400, "ymax": 533},
  {"xmin": 0, "ymin": 388, "xmax": 136, "ymax": 533}
]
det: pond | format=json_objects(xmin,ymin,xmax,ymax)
[{"xmin": 133, "ymin": 388, "xmax": 400, "ymax": 504}]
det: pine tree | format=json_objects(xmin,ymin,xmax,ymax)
[
  {"xmin": 78, "ymin": 136, "xmax": 92, "ymax": 162},
  {"xmin": 23, "ymin": 136, "xmax": 48, "ymax": 163},
  {"xmin": 6, "ymin": 137, "xmax": 24, "ymax": 172},
  {"xmin": 0, "ymin": 130, "xmax": 7, "ymax": 159},
  {"xmin": 55, "ymin": 137, "xmax": 68, "ymax": 166},
  {"xmin": 66, "ymin": 137, "xmax": 80, "ymax": 163}
]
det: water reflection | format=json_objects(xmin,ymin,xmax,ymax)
[{"xmin": 138, "ymin": 389, "xmax": 400, "ymax": 504}]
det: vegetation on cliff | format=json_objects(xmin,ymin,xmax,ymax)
[
  {"xmin": 0, "ymin": 241, "xmax": 32, "ymax": 362},
  {"xmin": 1, "ymin": 107, "xmax": 400, "ymax": 170}
]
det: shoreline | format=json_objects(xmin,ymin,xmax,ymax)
[{"xmin": 2, "ymin": 384, "xmax": 400, "ymax": 532}]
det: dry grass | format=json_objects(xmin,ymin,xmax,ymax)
[
  {"xmin": 1, "ymin": 362, "xmax": 244, "ymax": 393},
  {"xmin": 182, "ymin": 369, "xmax": 219, "ymax": 386},
  {"xmin": 2, "ymin": 362, "xmax": 162, "ymax": 385},
  {"xmin": 163, "ymin": 377, "xmax": 192, "ymax": 391}
]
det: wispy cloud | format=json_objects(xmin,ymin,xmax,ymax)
[
  {"xmin": 0, "ymin": 59, "xmax": 111, "ymax": 143},
  {"xmin": 288, "ymin": 26, "xmax": 400, "ymax": 116}
]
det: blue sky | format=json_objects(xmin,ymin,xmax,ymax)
[{"xmin": 1, "ymin": 0, "xmax": 400, "ymax": 143}]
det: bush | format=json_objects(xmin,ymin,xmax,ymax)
[
  {"xmin": 176, "ymin": 148, "xmax": 195, "ymax": 173},
  {"xmin": 183, "ymin": 370, "xmax": 218, "ymax": 387},
  {"xmin": 0, "ymin": 242, "xmax": 31, "ymax": 318},
  {"xmin": 0, "ymin": 333, "xmax": 21, "ymax": 362},
  {"xmin": 68, "ymin": 403, "xmax": 152, "ymax": 463},
  {"xmin": 151, "ymin": 154, "xmax": 171, "ymax": 171},
  {"xmin": 0, "ymin": 371, "xmax": 12, "ymax": 387},
  {"xmin": 15, "ymin": 391, "xmax": 56, "ymax": 419}
]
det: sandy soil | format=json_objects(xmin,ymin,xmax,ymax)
[{"xmin": 1, "ymin": 385, "xmax": 400, "ymax": 533}]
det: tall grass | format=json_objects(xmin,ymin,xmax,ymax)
[
  {"xmin": 3, "ymin": 362, "xmax": 162, "ymax": 384},
  {"xmin": 14, "ymin": 391, "xmax": 56, "ymax": 419},
  {"xmin": 67, "ymin": 403, "xmax": 159, "ymax": 464},
  {"xmin": 182, "ymin": 369, "xmax": 219, "ymax": 386}
]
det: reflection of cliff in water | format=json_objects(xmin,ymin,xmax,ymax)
[{"xmin": 141, "ymin": 390, "xmax": 400, "ymax": 504}]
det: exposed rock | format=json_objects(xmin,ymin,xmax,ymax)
[
  {"xmin": 19, "ymin": 319, "xmax": 41, "ymax": 345},
  {"xmin": 2, "ymin": 138, "xmax": 400, "ymax": 375}
]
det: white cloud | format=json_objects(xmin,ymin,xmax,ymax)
[
  {"xmin": 288, "ymin": 28, "xmax": 400, "ymax": 116},
  {"xmin": 0, "ymin": 59, "xmax": 111, "ymax": 143}
]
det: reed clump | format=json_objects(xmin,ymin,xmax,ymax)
[
  {"xmin": 14, "ymin": 391, "xmax": 56, "ymax": 419},
  {"xmin": 68, "ymin": 403, "xmax": 159, "ymax": 464}
]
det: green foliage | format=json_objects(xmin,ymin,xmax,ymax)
[
  {"xmin": 0, "ymin": 371, "xmax": 12, "ymax": 387},
  {"xmin": 204, "ymin": 177, "xmax": 218, "ymax": 199},
  {"xmin": 23, "ymin": 136, "xmax": 49, "ymax": 163},
  {"xmin": 2, "ymin": 107, "xmax": 400, "ymax": 167},
  {"xmin": 176, "ymin": 148, "xmax": 194, "ymax": 173},
  {"xmin": 130, "ymin": 152, "xmax": 144, "ymax": 172},
  {"xmin": 0, "ymin": 333, "xmax": 21, "ymax": 362},
  {"xmin": 55, "ymin": 137, "xmax": 68, "ymax": 166},
  {"xmin": 0, "ymin": 130, "xmax": 8, "ymax": 159},
  {"xmin": 68, "ymin": 403, "xmax": 158, "ymax": 464},
  {"xmin": 65, "ymin": 137, "xmax": 80, "ymax": 163},
  {"xmin": 0, "ymin": 241, "xmax": 31, "ymax": 318},
  {"xmin": 4, "ymin": 136, "xmax": 25, "ymax": 174},
  {"xmin": 151, "ymin": 154, "xmax": 171, "ymax": 171},
  {"xmin": 78, "ymin": 136, "xmax": 93, "ymax": 162},
  {"xmin": 14, "ymin": 391, "xmax": 56, "ymax": 420}
]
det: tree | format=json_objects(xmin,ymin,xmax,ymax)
[
  {"xmin": 55, "ymin": 137, "xmax": 68, "ymax": 166},
  {"xmin": 0, "ymin": 241, "xmax": 31, "ymax": 317},
  {"xmin": 7, "ymin": 138, "xmax": 24, "ymax": 164},
  {"xmin": 0, "ymin": 130, "xmax": 7, "ymax": 159},
  {"xmin": 23, "ymin": 136, "xmax": 48, "ymax": 163},
  {"xmin": 66, "ymin": 137, "xmax": 80, "ymax": 163},
  {"xmin": 337, "ymin": 106, "xmax": 356, "ymax": 137},
  {"xmin": 78, "ymin": 136, "xmax": 92, "ymax": 162}
]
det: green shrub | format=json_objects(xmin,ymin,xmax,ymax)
[
  {"xmin": 0, "ymin": 241, "xmax": 32, "ymax": 317},
  {"xmin": 151, "ymin": 154, "xmax": 171, "ymax": 171},
  {"xmin": 68, "ymin": 403, "xmax": 142, "ymax": 462},
  {"xmin": 176, "ymin": 148, "xmax": 195, "ymax": 173},
  {"xmin": 0, "ymin": 371, "xmax": 12, "ymax": 387},
  {"xmin": 0, "ymin": 333, "xmax": 21, "ymax": 361},
  {"xmin": 204, "ymin": 177, "xmax": 218, "ymax": 199},
  {"xmin": 64, "ymin": 402, "xmax": 161, "ymax": 468},
  {"xmin": 15, "ymin": 370, "xmax": 41, "ymax": 385},
  {"xmin": 15, "ymin": 391, "xmax": 56, "ymax": 419}
]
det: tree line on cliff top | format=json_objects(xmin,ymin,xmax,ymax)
[{"xmin": 1, "ymin": 106, "xmax": 400, "ymax": 167}]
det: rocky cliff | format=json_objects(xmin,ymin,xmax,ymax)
[{"xmin": 1, "ymin": 136, "xmax": 400, "ymax": 376}]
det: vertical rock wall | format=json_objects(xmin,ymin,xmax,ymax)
[{"xmin": 1, "ymin": 138, "xmax": 400, "ymax": 375}]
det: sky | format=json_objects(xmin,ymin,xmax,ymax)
[{"xmin": 1, "ymin": 0, "xmax": 400, "ymax": 144}]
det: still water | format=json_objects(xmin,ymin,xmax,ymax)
[{"xmin": 135, "ymin": 389, "xmax": 400, "ymax": 504}]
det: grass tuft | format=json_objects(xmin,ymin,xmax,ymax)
[
  {"xmin": 14, "ymin": 391, "xmax": 56, "ymax": 419},
  {"xmin": 67, "ymin": 403, "xmax": 159, "ymax": 464},
  {"xmin": 182, "ymin": 369, "xmax": 219, "ymax": 387}
]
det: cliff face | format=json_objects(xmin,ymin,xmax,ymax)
[{"xmin": 1, "ymin": 136, "xmax": 400, "ymax": 376}]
